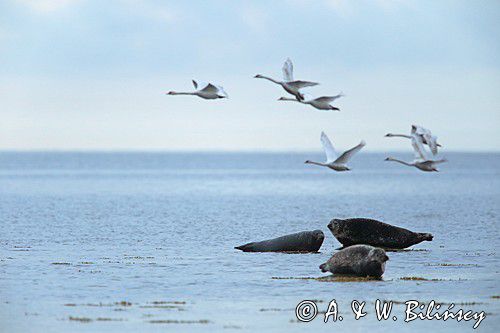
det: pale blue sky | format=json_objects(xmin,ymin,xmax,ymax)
[{"xmin": 1, "ymin": 0, "xmax": 499, "ymax": 151}]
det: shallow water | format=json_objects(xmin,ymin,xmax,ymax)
[{"xmin": 1, "ymin": 152, "xmax": 499, "ymax": 332}]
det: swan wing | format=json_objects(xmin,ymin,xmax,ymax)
[
  {"xmin": 282, "ymin": 58, "xmax": 294, "ymax": 82},
  {"xmin": 427, "ymin": 135, "xmax": 438, "ymax": 155},
  {"xmin": 411, "ymin": 124, "xmax": 427, "ymax": 137},
  {"xmin": 411, "ymin": 135, "xmax": 428, "ymax": 161},
  {"xmin": 413, "ymin": 125, "xmax": 433, "ymax": 139},
  {"xmin": 432, "ymin": 158, "xmax": 447, "ymax": 165},
  {"xmin": 313, "ymin": 93, "xmax": 344, "ymax": 103},
  {"xmin": 286, "ymin": 80, "xmax": 319, "ymax": 89},
  {"xmin": 413, "ymin": 125, "xmax": 431, "ymax": 136},
  {"xmin": 215, "ymin": 85, "xmax": 228, "ymax": 97},
  {"xmin": 199, "ymin": 83, "xmax": 219, "ymax": 94},
  {"xmin": 412, "ymin": 125, "xmax": 438, "ymax": 154},
  {"xmin": 320, "ymin": 132, "xmax": 337, "ymax": 163},
  {"xmin": 334, "ymin": 140, "xmax": 366, "ymax": 165}
]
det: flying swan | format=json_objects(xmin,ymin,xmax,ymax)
[
  {"xmin": 305, "ymin": 132, "xmax": 366, "ymax": 171},
  {"xmin": 166, "ymin": 80, "xmax": 228, "ymax": 100},
  {"xmin": 277, "ymin": 92, "xmax": 344, "ymax": 111},
  {"xmin": 254, "ymin": 58, "xmax": 319, "ymax": 101},
  {"xmin": 385, "ymin": 125, "xmax": 440, "ymax": 155},
  {"xmin": 385, "ymin": 133, "xmax": 447, "ymax": 172}
]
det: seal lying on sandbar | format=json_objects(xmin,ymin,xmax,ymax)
[
  {"xmin": 235, "ymin": 230, "xmax": 324, "ymax": 253},
  {"xmin": 328, "ymin": 218, "xmax": 433, "ymax": 249},
  {"xmin": 319, "ymin": 244, "xmax": 389, "ymax": 277}
]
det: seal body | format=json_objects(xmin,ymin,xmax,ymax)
[
  {"xmin": 235, "ymin": 230, "xmax": 324, "ymax": 253},
  {"xmin": 328, "ymin": 218, "xmax": 433, "ymax": 249},
  {"xmin": 319, "ymin": 244, "xmax": 389, "ymax": 277}
]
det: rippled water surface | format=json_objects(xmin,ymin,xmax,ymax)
[{"xmin": 1, "ymin": 152, "xmax": 499, "ymax": 332}]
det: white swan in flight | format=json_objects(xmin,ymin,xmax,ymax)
[
  {"xmin": 385, "ymin": 157, "xmax": 447, "ymax": 172},
  {"xmin": 305, "ymin": 132, "xmax": 366, "ymax": 171},
  {"xmin": 385, "ymin": 135, "xmax": 447, "ymax": 172},
  {"xmin": 277, "ymin": 92, "xmax": 344, "ymax": 111},
  {"xmin": 385, "ymin": 125, "xmax": 440, "ymax": 155},
  {"xmin": 254, "ymin": 58, "xmax": 319, "ymax": 101},
  {"xmin": 166, "ymin": 80, "xmax": 228, "ymax": 100}
]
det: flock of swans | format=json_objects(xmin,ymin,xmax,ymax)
[{"xmin": 166, "ymin": 58, "xmax": 447, "ymax": 172}]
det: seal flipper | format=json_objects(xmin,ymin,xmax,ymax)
[{"xmin": 234, "ymin": 243, "xmax": 255, "ymax": 252}]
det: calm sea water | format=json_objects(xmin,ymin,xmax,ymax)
[{"xmin": 1, "ymin": 152, "xmax": 499, "ymax": 332}]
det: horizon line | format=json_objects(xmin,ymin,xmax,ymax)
[{"xmin": 0, "ymin": 149, "xmax": 499, "ymax": 154}]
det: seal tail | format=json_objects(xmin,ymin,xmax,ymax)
[{"xmin": 319, "ymin": 263, "xmax": 328, "ymax": 273}]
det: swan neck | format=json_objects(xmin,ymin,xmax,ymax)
[
  {"xmin": 259, "ymin": 75, "xmax": 279, "ymax": 84},
  {"xmin": 390, "ymin": 134, "xmax": 412, "ymax": 139},
  {"xmin": 390, "ymin": 158, "xmax": 412, "ymax": 166},
  {"xmin": 307, "ymin": 161, "xmax": 327, "ymax": 167}
]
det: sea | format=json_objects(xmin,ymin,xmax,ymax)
[{"xmin": 0, "ymin": 152, "xmax": 499, "ymax": 332}]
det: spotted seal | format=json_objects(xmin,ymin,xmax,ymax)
[
  {"xmin": 328, "ymin": 218, "xmax": 433, "ymax": 249},
  {"xmin": 319, "ymin": 244, "xmax": 389, "ymax": 277}
]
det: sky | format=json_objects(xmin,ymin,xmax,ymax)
[{"xmin": 0, "ymin": 0, "xmax": 499, "ymax": 152}]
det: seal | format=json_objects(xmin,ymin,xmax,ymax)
[
  {"xmin": 319, "ymin": 244, "xmax": 389, "ymax": 277},
  {"xmin": 235, "ymin": 230, "xmax": 324, "ymax": 253},
  {"xmin": 328, "ymin": 218, "xmax": 433, "ymax": 249}
]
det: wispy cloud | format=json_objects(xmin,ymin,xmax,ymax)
[{"xmin": 15, "ymin": 0, "xmax": 81, "ymax": 13}]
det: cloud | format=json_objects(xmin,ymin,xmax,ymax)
[{"xmin": 15, "ymin": 0, "xmax": 80, "ymax": 13}]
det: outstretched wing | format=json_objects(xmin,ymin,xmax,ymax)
[
  {"xmin": 334, "ymin": 140, "xmax": 366, "ymax": 164},
  {"xmin": 412, "ymin": 125, "xmax": 438, "ymax": 155},
  {"xmin": 412, "ymin": 125, "xmax": 430, "ymax": 136},
  {"xmin": 215, "ymin": 85, "xmax": 228, "ymax": 97},
  {"xmin": 192, "ymin": 80, "xmax": 198, "ymax": 89},
  {"xmin": 432, "ymin": 158, "xmax": 447, "ymax": 164},
  {"xmin": 286, "ymin": 80, "xmax": 319, "ymax": 89},
  {"xmin": 314, "ymin": 93, "xmax": 344, "ymax": 103},
  {"xmin": 426, "ymin": 135, "xmax": 438, "ymax": 155},
  {"xmin": 411, "ymin": 135, "xmax": 428, "ymax": 161},
  {"xmin": 320, "ymin": 132, "xmax": 337, "ymax": 163},
  {"xmin": 198, "ymin": 83, "xmax": 219, "ymax": 94},
  {"xmin": 282, "ymin": 58, "xmax": 294, "ymax": 82}
]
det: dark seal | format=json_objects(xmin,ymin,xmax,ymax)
[
  {"xmin": 235, "ymin": 230, "xmax": 324, "ymax": 253},
  {"xmin": 319, "ymin": 244, "xmax": 389, "ymax": 277},
  {"xmin": 328, "ymin": 218, "xmax": 433, "ymax": 249}
]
